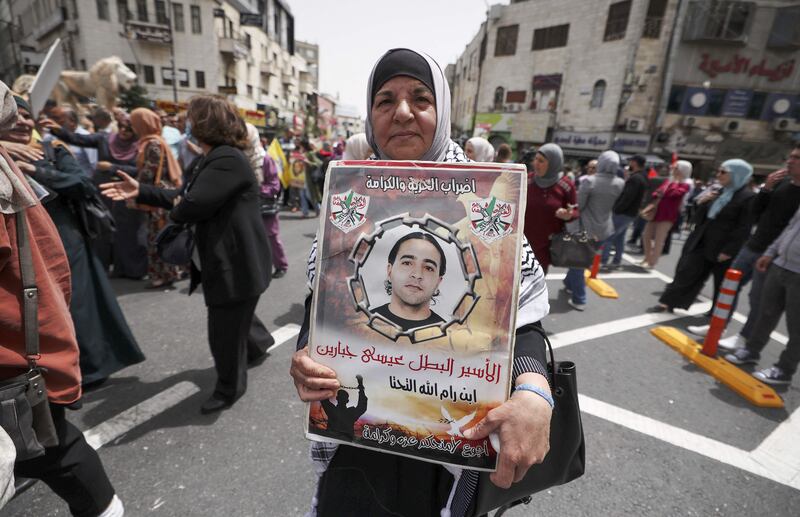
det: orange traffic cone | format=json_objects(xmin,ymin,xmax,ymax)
[{"xmin": 702, "ymin": 269, "xmax": 743, "ymax": 357}]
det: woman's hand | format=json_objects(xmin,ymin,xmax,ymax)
[
  {"xmin": 0, "ymin": 141, "xmax": 44, "ymax": 162},
  {"xmin": 99, "ymin": 171, "xmax": 140, "ymax": 201},
  {"xmin": 717, "ymin": 253, "xmax": 732, "ymax": 262},
  {"xmin": 15, "ymin": 161, "xmax": 35, "ymax": 174},
  {"xmin": 697, "ymin": 189, "xmax": 719, "ymax": 205},
  {"xmin": 555, "ymin": 207, "xmax": 573, "ymax": 221},
  {"xmin": 290, "ymin": 346, "xmax": 340, "ymax": 401},
  {"xmin": 463, "ymin": 372, "xmax": 552, "ymax": 488}
]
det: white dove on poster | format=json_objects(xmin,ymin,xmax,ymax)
[{"xmin": 440, "ymin": 406, "xmax": 477, "ymax": 437}]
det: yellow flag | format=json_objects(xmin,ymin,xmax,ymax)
[{"xmin": 268, "ymin": 139, "xmax": 290, "ymax": 188}]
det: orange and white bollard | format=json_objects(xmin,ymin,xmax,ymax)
[
  {"xmin": 589, "ymin": 252, "xmax": 602, "ymax": 279},
  {"xmin": 702, "ymin": 268, "xmax": 743, "ymax": 357}
]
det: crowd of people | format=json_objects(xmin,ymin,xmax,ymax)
[{"xmin": 0, "ymin": 43, "xmax": 798, "ymax": 516}]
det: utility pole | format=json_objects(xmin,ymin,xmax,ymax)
[{"xmin": 167, "ymin": 0, "xmax": 177, "ymax": 103}]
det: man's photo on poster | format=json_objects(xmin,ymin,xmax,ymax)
[{"xmin": 355, "ymin": 222, "xmax": 472, "ymax": 334}]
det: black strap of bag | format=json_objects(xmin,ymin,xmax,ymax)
[
  {"xmin": 16, "ymin": 210, "xmax": 39, "ymax": 367},
  {"xmin": 471, "ymin": 326, "xmax": 586, "ymax": 516}
]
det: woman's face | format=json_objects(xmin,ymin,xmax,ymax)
[
  {"xmin": 119, "ymin": 123, "xmax": 134, "ymax": 139},
  {"xmin": 465, "ymin": 141, "xmax": 475, "ymax": 160},
  {"xmin": 1, "ymin": 107, "xmax": 34, "ymax": 144},
  {"xmin": 532, "ymin": 153, "xmax": 549, "ymax": 177},
  {"xmin": 716, "ymin": 167, "xmax": 732, "ymax": 187},
  {"xmin": 370, "ymin": 76, "xmax": 436, "ymax": 160}
]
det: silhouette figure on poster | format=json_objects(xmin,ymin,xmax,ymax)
[{"xmin": 321, "ymin": 375, "xmax": 368, "ymax": 441}]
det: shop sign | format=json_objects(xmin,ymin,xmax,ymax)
[
  {"xmin": 612, "ymin": 132, "xmax": 650, "ymax": 153},
  {"xmin": 553, "ymin": 131, "xmax": 612, "ymax": 150}
]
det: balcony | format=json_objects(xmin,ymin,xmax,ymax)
[
  {"xmin": 259, "ymin": 61, "xmax": 274, "ymax": 75},
  {"xmin": 31, "ymin": 8, "xmax": 65, "ymax": 40},
  {"xmin": 281, "ymin": 73, "xmax": 294, "ymax": 85},
  {"xmin": 218, "ymin": 29, "xmax": 250, "ymax": 59},
  {"xmin": 124, "ymin": 20, "xmax": 171, "ymax": 45},
  {"xmin": 299, "ymin": 80, "xmax": 313, "ymax": 95}
]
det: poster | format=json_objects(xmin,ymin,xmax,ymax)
[
  {"xmin": 306, "ymin": 160, "xmax": 527, "ymax": 471},
  {"xmin": 29, "ymin": 38, "xmax": 64, "ymax": 118},
  {"xmin": 288, "ymin": 151, "xmax": 307, "ymax": 189}
]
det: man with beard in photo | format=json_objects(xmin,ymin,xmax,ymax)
[{"xmin": 371, "ymin": 231, "xmax": 447, "ymax": 331}]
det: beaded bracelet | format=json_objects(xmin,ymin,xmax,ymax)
[{"xmin": 513, "ymin": 383, "xmax": 555, "ymax": 409}]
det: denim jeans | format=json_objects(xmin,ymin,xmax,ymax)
[
  {"xmin": 564, "ymin": 267, "xmax": 587, "ymax": 305},
  {"xmin": 601, "ymin": 214, "xmax": 634, "ymax": 265},
  {"xmin": 745, "ymin": 265, "xmax": 800, "ymax": 375},
  {"xmin": 729, "ymin": 245, "xmax": 765, "ymax": 339},
  {"xmin": 299, "ymin": 188, "xmax": 313, "ymax": 216}
]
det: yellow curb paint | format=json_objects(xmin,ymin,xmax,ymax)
[{"xmin": 650, "ymin": 326, "xmax": 784, "ymax": 409}]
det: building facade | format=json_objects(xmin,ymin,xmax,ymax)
[
  {"xmin": 449, "ymin": 0, "xmax": 799, "ymax": 173},
  {"xmin": 0, "ymin": 0, "xmax": 314, "ymax": 133}
]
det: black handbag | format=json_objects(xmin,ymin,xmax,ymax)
[
  {"xmin": 155, "ymin": 223, "xmax": 194, "ymax": 265},
  {"xmin": 472, "ymin": 326, "xmax": 585, "ymax": 516},
  {"xmin": 549, "ymin": 229, "xmax": 598, "ymax": 269},
  {"xmin": 0, "ymin": 209, "xmax": 59, "ymax": 462},
  {"xmin": 74, "ymin": 190, "xmax": 116, "ymax": 240}
]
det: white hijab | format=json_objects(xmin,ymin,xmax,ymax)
[
  {"xmin": 342, "ymin": 133, "xmax": 371, "ymax": 160},
  {"xmin": 466, "ymin": 137, "xmax": 495, "ymax": 162},
  {"xmin": 0, "ymin": 81, "xmax": 38, "ymax": 214}
]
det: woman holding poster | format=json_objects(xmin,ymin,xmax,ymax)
[{"xmin": 290, "ymin": 48, "xmax": 553, "ymax": 517}]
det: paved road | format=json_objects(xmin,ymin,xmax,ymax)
[{"xmin": 5, "ymin": 214, "xmax": 799, "ymax": 516}]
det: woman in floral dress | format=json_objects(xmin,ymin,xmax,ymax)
[{"xmin": 130, "ymin": 108, "xmax": 184, "ymax": 288}]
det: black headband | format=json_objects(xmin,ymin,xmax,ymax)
[
  {"xmin": 13, "ymin": 95, "xmax": 31, "ymax": 114},
  {"xmin": 370, "ymin": 49, "xmax": 435, "ymax": 103}
]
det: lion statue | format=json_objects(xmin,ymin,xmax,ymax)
[{"xmin": 12, "ymin": 56, "xmax": 137, "ymax": 110}]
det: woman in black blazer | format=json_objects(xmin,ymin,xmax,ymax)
[
  {"xmin": 101, "ymin": 96, "xmax": 272, "ymax": 413},
  {"xmin": 651, "ymin": 159, "xmax": 755, "ymax": 312}
]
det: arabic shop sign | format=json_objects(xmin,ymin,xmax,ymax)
[
  {"xmin": 612, "ymin": 132, "xmax": 650, "ymax": 154},
  {"xmin": 698, "ymin": 53, "xmax": 795, "ymax": 83},
  {"xmin": 553, "ymin": 131, "xmax": 612, "ymax": 150}
]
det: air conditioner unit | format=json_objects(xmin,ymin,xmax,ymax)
[
  {"xmin": 773, "ymin": 118, "xmax": 800, "ymax": 132},
  {"xmin": 722, "ymin": 119, "xmax": 740, "ymax": 133},
  {"xmin": 681, "ymin": 116, "xmax": 697, "ymax": 128},
  {"xmin": 625, "ymin": 118, "xmax": 645, "ymax": 132}
]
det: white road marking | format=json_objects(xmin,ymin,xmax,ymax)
[
  {"xmin": 621, "ymin": 253, "xmax": 789, "ymax": 344},
  {"xmin": 580, "ymin": 394, "xmax": 800, "ymax": 490},
  {"xmin": 83, "ymin": 324, "xmax": 301, "ymax": 450},
  {"xmin": 267, "ymin": 323, "xmax": 301, "ymax": 352},
  {"xmin": 751, "ymin": 405, "xmax": 800, "ymax": 475},
  {"xmin": 546, "ymin": 272, "xmax": 658, "ymax": 281},
  {"xmin": 550, "ymin": 302, "xmax": 712, "ymax": 349},
  {"xmin": 84, "ymin": 381, "xmax": 200, "ymax": 449}
]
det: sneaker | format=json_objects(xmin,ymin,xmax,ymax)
[
  {"xmin": 568, "ymin": 299, "xmax": 586, "ymax": 311},
  {"xmin": 98, "ymin": 495, "xmax": 124, "ymax": 517},
  {"xmin": 724, "ymin": 348, "xmax": 760, "ymax": 365},
  {"xmin": 273, "ymin": 268, "xmax": 287, "ymax": 278},
  {"xmin": 718, "ymin": 334, "xmax": 745, "ymax": 352},
  {"xmin": 687, "ymin": 324, "xmax": 710, "ymax": 337},
  {"xmin": 562, "ymin": 285, "xmax": 572, "ymax": 295},
  {"xmin": 752, "ymin": 366, "xmax": 792, "ymax": 386}
]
